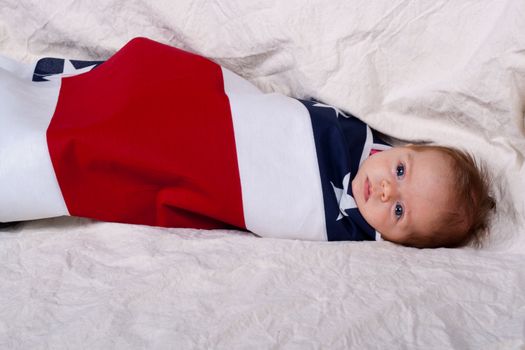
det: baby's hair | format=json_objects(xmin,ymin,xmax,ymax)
[{"xmin": 402, "ymin": 144, "xmax": 495, "ymax": 249}]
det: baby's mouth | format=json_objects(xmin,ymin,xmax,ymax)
[{"xmin": 364, "ymin": 177, "xmax": 370, "ymax": 202}]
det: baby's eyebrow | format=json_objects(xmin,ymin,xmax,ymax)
[
  {"xmin": 398, "ymin": 153, "xmax": 414, "ymax": 227},
  {"xmin": 403, "ymin": 205, "xmax": 412, "ymax": 228},
  {"xmin": 405, "ymin": 153, "xmax": 414, "ymax": 176}
]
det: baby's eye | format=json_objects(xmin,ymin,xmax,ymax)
[
  {"xmin": 394, "ymin": 202, "xmax": 404, "ymax": 219},
  {"xmin": 396, "ymin": 163, "xmax": 405, "ymax": 178}
]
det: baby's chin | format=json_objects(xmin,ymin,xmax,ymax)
[{"xmin": 351, "ymin": 174, "xmax": 365, "ymax": 212}]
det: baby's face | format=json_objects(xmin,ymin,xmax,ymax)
[{"xmin": 351, "ymin": 146, "xmax": 453, "ymax": 244}]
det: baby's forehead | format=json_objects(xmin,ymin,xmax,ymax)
[
  {"xmin": 410, "ymin": 147, "xmax": 456, "ymax": 166},
  {"xmin": 412, "ymin": 148, "xmax": 456, "ymax": 175},
  {"xmin": 405, "ymin": 155, "xmax": 456, "ymax": 231},
  {"xmin": 406, "ymin": 186, "xmax": 454, "ymax": 235}
]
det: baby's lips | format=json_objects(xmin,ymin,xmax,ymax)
[{"xmin": 364, "ymin": 177, "xmax": 370, "ymax": 202}]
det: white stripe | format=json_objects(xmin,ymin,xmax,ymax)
[
  {"xmin": 0, "ymin": 55, "xmax": 36, "ymax": 80},
  {"xmin": 372, "ymin": 143, "xmax": 391, "ymax": 152},
  {"xmin": 0, "ymin": 60, "xmax": 69, "ymax": 221},
  {"xmin": 222, "ymin": 68, "xmax": 327, "ymax": 241},
  {"xmin": 359, "ymin": 126, "xmax": 373, "ymax": 167}
]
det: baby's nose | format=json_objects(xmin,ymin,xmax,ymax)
[{"xmin": 380, "ymin": 179, "xmax": 396, "ymax": 202}]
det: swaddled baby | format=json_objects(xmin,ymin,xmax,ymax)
[{"xmin": 0, "ymin": 38, "xmax": 494, "ymax": 248}]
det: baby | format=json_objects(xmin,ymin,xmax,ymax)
[
  {"xmin": 353, "ymin": 144, "xmax": 494, "ymax": 248},
  {"xmin": 0, "ymin": 38, "xmax": 494, "ymax": 248}
]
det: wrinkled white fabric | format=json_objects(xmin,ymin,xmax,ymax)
[{"xmin": 0, "ymin": 1, "xmax": 524, "ymax": 348}]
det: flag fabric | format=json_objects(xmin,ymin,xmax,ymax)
[{"xmin": 0, "ymin": 38, "xmax": 390, "ymax": 241}]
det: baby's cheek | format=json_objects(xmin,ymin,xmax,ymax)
[{"xmin": 359, "ymin": 202, "xmax": 385, "ymax": 231}]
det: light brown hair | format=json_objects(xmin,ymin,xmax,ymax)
[{"xmin": 401, "ymin": 144, "xmax": 495, "ymax": 248}]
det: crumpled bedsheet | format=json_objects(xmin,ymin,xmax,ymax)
[{"xmin": 0, "ymin": 0, "xmax": 524, "ymax": 348}]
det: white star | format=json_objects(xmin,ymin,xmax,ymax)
[
  {"xmin": 313, "ymin": 102, "xmax": 350, "ymax": 118},
  {"xmin": 45, "ymin": 60, "xmax": 97, "ymax": 81},
  {"xmin": 331, "ymin": 172, "xmax": 357, "ymax": 220},
  {"xmin": 359, "ymin": 126, "xmax": 374, "ymax": 167},
  {"xmin": 359, "ymin": 125, "xmax": 392, "ymax": 166}
]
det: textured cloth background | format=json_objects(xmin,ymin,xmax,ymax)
[{"xmin": 0, "ymin": 1, "xmax": 524, "ymax": 348}]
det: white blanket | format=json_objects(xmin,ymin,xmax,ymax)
[{"xmin": 1, "ymin": 1, "xmax": 524, "ymax": 348}]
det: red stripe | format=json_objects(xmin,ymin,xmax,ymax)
[{"xmin": 47, "ymin": 38, "xmax": 246, "ymax": 229}]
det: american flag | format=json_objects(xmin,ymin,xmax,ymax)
[{"xmin": 1, "ymin": 38, "xmax": 390, "ymax": 242}]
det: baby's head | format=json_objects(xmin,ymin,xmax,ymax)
[{"xmin": 351, "ymin": 144, "xmax": 494, "ymax": 248}]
